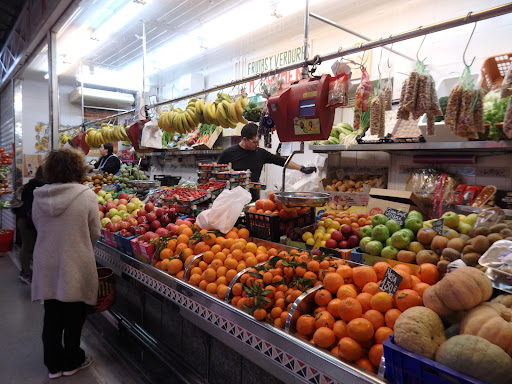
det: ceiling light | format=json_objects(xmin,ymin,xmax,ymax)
[{"xmin": 44, "ymin": 73, "xmax": 49, "ymax": 79}]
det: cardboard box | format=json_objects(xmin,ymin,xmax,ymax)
[
  {"xmin": 367, "ymin": 188, "xmax": 425, "ymax": 216},
  {"xmin": 192, "ymin": 126, "xmax": 223, "ymax": 150}
]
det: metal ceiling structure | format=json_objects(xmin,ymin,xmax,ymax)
[{"xmin": 0, "ymin": 0, "xmax": 27, "ymax": 48}]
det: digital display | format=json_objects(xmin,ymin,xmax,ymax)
[{"xmin": 299, "ymin": 99, "xmax": 316, "ymax": 117}]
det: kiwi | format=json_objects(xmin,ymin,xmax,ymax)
[
  {"xmin": 417, "ymin": 228, "xmax": 437, "ymax": 246},
  {"xmin": 416, "ymin": 249, "xmax": 440, "ymax": 265},
  {"xmin": 470, "ymin": 226, "xmax": 491, "ymax": 237},
  {"xmin": 487, "ymin": 233, "xmax": 503, "ymax": 244},
  {"xmin": 442, "ymin": 248, "xmax": 461, "ymax": 262},
  {"xmin": 397, "ymin": 250, "xmax": 416, "ymax": 264},
  {"xmin": 499, "ymin": 228, "xmax": 512, "ymax": 238},
  {"xmin": 446, "ymin": 238, "xmax": 466, "ymax": 253},
  {"xmin": 431, "ymin": 236, "xmax": 449, "ymax": 255},
  {"xmin": 462, "ymin": 252, "xmax": 481, "ymax": 267},
  {"xmin": 459, "ymin": 234, "xmax": 471, "ymax": 242},
  {"xmin": 437, "ymin": 260, "xmax": 450, "ymax": 273},
  {"xmin": 472, "ymin": 235, "xmax": 490, "ymax": 254},
  {"xmin": 462, "ymin": 245, "xmax": 477, "ymax": 255},
  {"xmin": 490, "ymin": 223, "xmax": 508, "ymax": 233}
]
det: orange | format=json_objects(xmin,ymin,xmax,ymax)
[
  {"xmin": 189, "ymin": 273, "xmax": 201, "ymax": 286},
  {"xmin": 217, "ymin": 284, "xmax": 229, "ymax": 299},
  {"xmin": 338, "ymin": 337, "xmax": 362, "ymax": 362},
  {"xmin": 245, "ymin": 256, "xmax": 258, "ymax": 267},
  {"xmin": 327, "ymin": 298, "xmax": 342, "ymax": 319},
  {"xmin": 222, "ymin": 238, "xmax": 234, "ymax": 249},
  {"xmin": 394, "ymin": 264, "xmax": 413, "ymax": 275},
  {"xmin": 363, "ymin": 309, "xmax": 385, "ymax": 330},
  {"xmin": 210, "ymin": 244, "xmax": 221, "ymax": 254},
  {"xmin": 347, "ymin": 317, "xmax": 374, "ymax": 342},
  {"xmin": 214, "ymin": 252, "xmax": 227, "ymax": 262},
  {"xmin": 336, "ymin": 284, "xmax": 357, "ymax": 300},
  {"xmin": 336, "ymin": 265, "xmax": 353, "ymax": 284},
  {"xmin": 159, "ymin": 248, "xmax": 173, "ymax": 261},
  {"xmin": 175, "ymin": 243, "xmax": 189, "ymax": 255},
  {"xmin": 204, "ymin": 233, "xmax": 217, "ymax": 246},
  {"xmin": 253, "ymin": 308, "xmax": 267, "ymax": 321},
  {"xmin": 181, "ymin": 227, "xmax": 193, "ymax": 237},
  {"xmin": 395, "ymin": 289, "xmax": 423, "ymax": 311},
  {"xmin": 374, "ymin": 326, "xmax": 393, "ymax": 344},
  {"xmin": 215, "ymin": 236, "xmax": 225, "ymax": 245},
  {"xmin": 323, "ymin": 272, "xmax": 344, "ymax": 294},
  {"xmin": 202, "ymin": 251, "xmax": 215, "ymax": 263},
  {"xmin": 255, "ymin": 199, "xmax": 265, "ymax": 210},
  {"xmin": 307, "ymin": 260, "xmax": 320, "ymax": 273},
  {"xmin": 210, "ymin": 259, "xmax": 223, "ymax": 270},
  {"xmin": 411, "ymin": 275, "xmax": 421, "ymax": 286},
  {"xmin": 216, "ymin": 266, "xmax": 227, "ymax": 277},
  {"xmin": 274, "ymin": 318, "xmax": 285, "ymax": 329},
  {"xmin": 313, "ymin": 327, "xmax": 337, "ymax": 349},
  {"xmin": 416, "ymin": 263, "xmax": 439, "ymax": 285},
  {"xmin": 356, "ymin": 292, "xmax": 373, "ymax": 313},
  {"xmin": 194, "ymin": 241, "xmax": 210, "ymax": 254},
  {"xmin": 369, "ymin": 343, "xmax": 384, "ymax": 368},
  {"xmin": 231, "ymin": 249, "xmax": 244, "ymax": 261},
  {"xmin": 181, "ymin": 248, "xmax": 194, "ymax": 259},
  {"xmin": 372, "ymin": 262, "xmax": 390, "ymax": 281},
  {"xmin": 296, "ymin": 314, "xmax": 316, "ymax": 336},
  {"xmin": 396, "ymin": 269, "xmax": 413, "ymax": 290},
  {"xmin": 356, "ymin": 357, "xmax": 375, "ymax": 373},
  {"xmin": 244, "ymin": 242, "xmax": 257, "ymax": 254},
  {"xmin": 362, "ymin": 282, "xmax": 381, "ymax": 295},
  {"xmin": 370, "ymin": 292, "xmax": 394, "ymax": 313},
  {"xmin": 198, "ymin": 260, "xmax": 208, "ymax": 270},
  {"xmin": 224, "ymin": 258, "xmax": 238, "ymax": 270},
  {"xmin": 352, "ymin": 266, "xmax": 377, "ymax": 288},
  {"xmin": 412, "ymin": 282, "xmax": 430, "ymax": 298},
  {"xmin": 167, "ymin": 259, "xmax": 183, "ymax": 275},
  {"xmin": 226, "ymin": 269, "xmax": 238, "ymax": 283},
  {"xmin": 314, "ymin": 289, "xmax": 333, "ymax": 307},
  {"xmin": 230, "ymin": 241, "xmax": 245, "ymax": 252},
  {"xmin": 176, "ymin": 270, "xmax": 184, "ymax": 280},
  {"xmin": 333, "ymin": 319, "xmax": 348, "ymax": 339},
  {"xmin": 176, "ymin": 234, "xmax": 190, "ymax": 244},
  {"xmin": 270, "ymin": 306, "xmax": 283, "ymax": 320},
  {"xmin": 199, "ymin": 279, "xmax": 208, "ymax": 290},
  {"xmin": 206, "ymin": 282, "xmax": 217, "ymax": 294},
  {"xmin": 160, "ymin": 259, "xmax": 169, "ymax": 271},
  {"xmin": 315, "ymin": 310, "xmax": 335, "ymax": 329},
  {"xmin": 166, "ymin": 239, "xmax": 177, "ymax": 251},
  {"xmin": 262, "ymin": 199, "xmax": 275, "ymax": 211},
  {"xmin": 177, "ymin": 224, "xmax": 188, "ymax": 234},
  {"xmin": 338, "ymin": 297, "xmax": 363, "ymax": 322},
  {"xmin": 238, "ymin": 228, "xmax": 250, "ymax": 239},
  {"xmin": 204, "ymin": 268, "xmax": 217, "ymax": 282},
  {"xmin": 384, "ymin": 308, "xmax": 402, "ymax": 329},
  {"xmin": 225, "ymin": 231, "xmax": 239, "ymax": 240}
]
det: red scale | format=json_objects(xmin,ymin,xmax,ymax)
[{"xmin": 267, "ymin": 74, "xmax": 335, "ymax": 142}]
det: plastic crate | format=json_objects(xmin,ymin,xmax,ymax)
[
  {"xmin": 480, "ymin": 52, "xmax": 512, "ymax": 91},
  {"xmin": 245, "ymin": 207, "xmax": 315, "ymax": 242},
  {"xmin": 383, "ymin": 336, "xmax": 485, "ymax": 384},
  {"xmin": 114, "ymin": 232, "xmax": 135, "ymax": 256},
  {"xmin": 0, "ymin": 229, "xmax": 14, "ymax": 252}
]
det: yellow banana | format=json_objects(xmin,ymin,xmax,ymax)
[
  {"xmin": 120, "ymin": 125, "xmax": 129, "ymax": 140},
  {"xmin": 195, "ymin": 99, "xmax": 205, "ymax": 123},
  {"xmin": 176, "ymin": 113, "xmax": 186, "ymax": 134},
  {"xmin": 184, "ymin": 110, "xmax": 197, "ymax": 131},
  {"xmin": 241, "ymin": 95, "xmax": 249, "ymax": 108},
  {"xmin": 235, "ymin": 97, "xmax": 248, "ymax": 123},
  {"xmin": 204, "ymin": 102, "xmax": 215, "ymax": 124},
  {"xmin": 218, "ymin": 92, "xmax": 232, "ymax": 103},
  {"xmin": 216, "ymin": 105, "xmax": 229, "ymax": 128},
  {"xmin": 158, "ymin": 113, "xmax": 167, "ymax": 130},
  {"xmin": 228, "ymin": 102, "xmax": 239, "ymax": 123},
  {"xmin": 221, "ymin": 100, "xmax": 238, "ymax": 127}
]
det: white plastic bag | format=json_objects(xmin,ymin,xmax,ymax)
[
  {"xmin": 141, "ymin": 118, "xmax": 163, "ymax": 149},
  {"xmin": 196, "ymin": 187, "xmax": 251, "ymax": 234},
  {"xmin": 285, "ymin": 154, "xmax": 326, "ymax": 192}
]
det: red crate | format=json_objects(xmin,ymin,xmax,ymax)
[
  {"xmin": 0, "ymin": 229, "xmax": 14, "ymax": 252},
  {"xmin": 101, "ymin": 229, "xmax": 117, "ymax": 248},
  {"xmin": 130, "ymin": 237, "xmax": 155, "ymax": 263}
]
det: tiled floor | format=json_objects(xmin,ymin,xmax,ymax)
[{"xmin": 0, "ymin": 249, "xmax": 151, "ymax": 384}]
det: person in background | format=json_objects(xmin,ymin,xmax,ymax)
[
  {"xmin": 218, "ymin": 123, "xmax": 316, "ymax": 200},
  {"xmin": 13, "ymin": 166, "xmax": 45, "ymax": 284},
  {"xmin": 31, "ymin": 148, "xmax": 100, "ymax": 379},
  {"xmin": 93, "ymin": 143, "xmax": 121, "ymax": 174}
]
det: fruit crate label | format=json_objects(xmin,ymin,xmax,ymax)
[
  {"xmin": 432, "ymin": 219, "xmax": 444, "ymax": 235},
  {"xmin": 379, "ymin": 268, "xmax": 403, "ymax": 296},
  {"xmin": 384, "ymin": 208, "xmax": 408, "ymax": 226}
]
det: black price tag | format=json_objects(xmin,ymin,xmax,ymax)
[
  {"xmin": 432, "ymin": 219, "xmax": 444, "ymax": 235},
  {"xmin": 379, "ymin": 267, "xmax": 403, "ymax": 296},
  {"xmin": 384, "ymin": 208, "xmax": 408, "ymax": 227}
]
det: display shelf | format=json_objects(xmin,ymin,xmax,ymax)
[
  {"xmin": 161, "ymin": 149, "xmax": 223, "ymax": 157},
  {"xmin": 454, "ymin": 205, "xmax": 512, "ymax": 217},
  {"xmin": 309, "ymin": 140, "xmax": 512, "ymax": 155},
  {"xmin": 94, "ymin": 241, "xmax": 386, "ymax": 384}
]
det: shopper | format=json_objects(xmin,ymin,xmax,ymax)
[
  {"xmin": 12, "ymin": 166, "xmax": 45, "ymax": 284},
  {"xmin": 218, "ymin": 123, "xmax": 316, "ymax": 200},
  {"xmin": 93, "ymin": 142, "xmax": 121, "ymax": 174},
  {"xmin": 31, "ymin": 148, "xmax": 101, "ymax": 379}
]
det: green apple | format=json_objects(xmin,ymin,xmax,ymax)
[
  {"xmin": 365, "ymin": 240, "xmax": 384, "ymax": 256},
  {"xmin": 381, "ymin": 246, "xmax": 399, "ymax": 260},
  {"xmin": 441, "ymin": 211, "xmax": 460, "ymax": 229},
  {"xmin": 457, "ymin": 221, "xmax": 473, "ymax": 235},
  {"xmin": 120, "ymin": 212, "xmax": 131, "ymax": 220},
  {"xmin": 372, "ymin": 214, "xmax": 388, "ymax": 227},
  {"xmin": 385, "ymin": 219, "xmax": 402, "ymax": 235},
  {"xmin": 126, "ymin": 202, "xmax": 136, "ymax": 212},
  {"xmin": 391, "ymin": 230, "xmax": 411, "ymax": 249},
  {"xmin": 404, "ymin": 217, "xmax": 423, "ymax": 233},
  {"xmin": 100, "ymin": 218, "xmax": 111, "ymax": 228},
  {"xmin": 104, "ymin": 193, "xmax": 113, "ymax": 201},
  {"xmin": 97, "ymin": 190, "xmax": 106, "ymax": 197},
  {"xmin": 359, "ymin": 236, "xmax": 373, "ymax": 252},
  {"xmin": 359, "ymin": 225, "xmax": 373, "ymax": 239},
  {"xmin": 466, "ymin": 213, "xmax": 478, "ymax": 226},
  {"xmin": 108, "ymin": 208, "xmax": 120, "ymax": 218},
  {"xmin": 386, "ymin": 237, "xmax": 393, "ymax": 247},
  {"xmin": 371, "ymin": 224, "xmax": 390, "ymax": 243},
  {"xmin": 401, "ymin": 228, "xmax": 415, "ymax": 241},
  {"xmin": 111, "ymin": 215, "xmax": 122, "ymax": 223},
  {"xmin": 407, "ymin": 210, "xmax": 424, "ymax": 221},
  {"xmin": 97, "ymin": 195, "xmax": 105, "ymax": 204}
]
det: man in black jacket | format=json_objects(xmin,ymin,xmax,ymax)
[
  {"xmin": 93, "ymin": 143, "xmax": 121, "ymax": 174},
  {"xmin": 218, "ymin": 123, "xmax": 316, "ymax": 200}
]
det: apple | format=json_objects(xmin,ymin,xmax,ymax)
[
  {"xmin": 166, "ymin": 223, "xmax": 179, "ymax": 235},
  {"xmin": 155, "ymin": 208, "xmax": 165, "ymax": 217},
  {"xmin": 150, "ymin": 220, "xmax": 162, "ymax": 230},
  {"xmin": 347, "ymin": 235, "xmax": 360, "ymax": 248},
  {"xmin": 175, "ymin": 219, "xmax": 185, "ymax": 226},
  {"xmin": 119, "ymin": 221, "xmax": 130, "ymax": 230},
  {"xmin": 465, "ymin": 213, "xmax": 478, "ymax": 226},
  {"xmin": 105, "ymin": 201, "xmax": 117, "ymax": 211},
  {"xmin": 108, "ymin": 208, "xmax": 120, "ymax": 218},
  {"xmin": 325, "ymin": 239, "xmax": 337, "ymax": 248},
  {"xmin": 120, "ymin": 212, "xmax": 131, "ymax": 220},
  {"xmin": 385, "ymin": 220, "xmax": 401, "ymax": 235},
  {"xmin": 129, "ymin": 218, "xmax": 138, "ymax": 226},
  {"xmin": 137, "ymin": 209, "xmax": 147, "ymax": 217},
  {"xmin": 352, "ymin": 227, "xmax": 360, "ymax": 237},
  {"xmin": 111, "ymin": 215, "xmax": 122, "ymax": 223},
  {"xmin": 457, "ymin": 221, "xmax": 473, "ymax": 235},
  {"xmin": 408, "ymin": 241, "xmax": 425, "ymax": 254},
  {"xmin": 117, "ymin": 204, "xmax": 127, "ymax": 211},
  {"xmin": 441, "ymin": 211, "xmax": 460, "ymax": 229},
  {"xmin": 100, "ymin": 217, "xmax": 111, "ymax": 228},
  {"xmin": 135, "ymin": 226, "xmax": 147, "ymax": 235},
  {"xmin": 371, "ymin": 225, "xmax": 390, "ymax": 243},
  {"xmin": 311, "ymin": 249, "xmax": 322, "ymax": 256},
  {"xmin": 143, "ymin": 231, "xmax": 159, "ymax": 243},
  {"xmin": 97, "ymin": 196, "xmax": 105, "ymax": 204},
  {"xmin": 407, "ymin": 210, "xmax": 424, "ymax": 221},
  {"xmin": 338, "ymin": 240, "xmax": 350, "ymax": 249},
  {"xmin": 126, "ymin": 202, "xmax": 136, "ymax": 212},
  {"xmin": 381, "ymin": 245, "xmax": 399, "ymax": 259},
  {"xmin": 404, "ymin": 217, "xmax": 423, "ymax": 233},
  {"xmin": 137, "ymin": 216, "xmax": 147, "ymax": 224},
  {"xmin": 97, "ymin": 190, "xmax": 107, "ymax": 197},
  {"xmin": 159, "ymin": 214, "xmax": 171, "ymax": 227},
  {"xmin": 118, "ymin": 198, "xmax": 128, "ymax": 206},
  {"xmin": 365, "ymin": 240, "xmax": 384, "ymax": 256},
  {"xmin": 390, "ymin": 230, "xmax": 411, "ymax": 249},
  {"xmin": 155, "ymin": 228, "xmax": 169, "ymax": 237},
  {"xmin": 113, "ymin": 199, "xmax": 119, "ymax": 205},
  {"xmin": 98, "ymin": 204, "xmax": 105, "ymax": 213},
  {"xmin": 145, "ymin": 202, "xmax": 155, "ymax": 212},
  {"xmin": 104, "ymin": 193, "xmax": 113, "ymax": 201},
  {"xmin": 106, "ymin": 221, "xmax": 120, "ymax": 232},
  {"xmin": 359, "ymin": 237, "xmax": 372, "ymax": 251},
  {"xmin": 340, "ymin": 225, "xmax": 353, "ymax": 238},
  {"xmin": 99, "ymin": 211, "xmax": 104, "ymax": 219},
  {"xmin": 146, "ymin": 212, "xmax": 157, "ymax": 222},
  {"xmin": 359, "ymin": 225, "xmax": 373, "ymax": 239},
  {"xmin": 119, "ymin": 192, "xmax": 129, "ymax": 200},
  {"xmin": 128, "ymin": 225, "xmax": 137, "ymax": 235},
  {"xmin": 141, "ymin": 223, "xmax": 150, "ymax": 231},
  {"xmin": 330, "ymin": 231, "xmax": 343, "ymax": 242},
  {"xmin": 371, "ymin": 214, "xmax": 388, "ymax": 227}
]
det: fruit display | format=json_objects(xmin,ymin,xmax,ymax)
[
  {"xmin": 84, "ymin": 173, "xmax": 115, "ymax": 191},
  {"xmin": 84, "ymin": 124, "xmax": 129, "ymax": 147},
  {"xmin": 113, "ymin": 163, "xmax": 149, "ymax": 190},
  {"xmin": 0, "ymin": 162, "xmax": 13, "ymax": 195},
  {"xmin": 161, "ymin": 187, "xmax": 210, "ymax": 204},
  {"xmin": 324, "ymin": 174, "xmax": 384, "ymax": 193}
]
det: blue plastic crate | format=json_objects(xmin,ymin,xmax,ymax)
[
  {"xmin": 383, "ymin": 336, "xmax": 486, "ymax": 384},
  {"xmin": 114, "ymin": 232, "xmax": 135, "ymax": 257}
]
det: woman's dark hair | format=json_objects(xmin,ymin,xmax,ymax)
[
  {"xmin": 103, "ymin": 143, "xmax": 114, "ymax": 155},
  {"xmin": 42, "ymin": 148, "xmax": 88, "ymax": 184},
  {"xmin": 241, "ymin": 123, "xmax": 258, "ymax": 140},
  {"xmin": 35, "ymin": 166, "xmax": 44, "ymax": 180}
]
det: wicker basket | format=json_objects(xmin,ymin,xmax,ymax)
[
  {"xmin": 480, "ymin": 53, "xmax": 512, "ymax": 91},
  {"xmin": 89, "ymin": 267, "xmax": 115, "ymax": 314}
]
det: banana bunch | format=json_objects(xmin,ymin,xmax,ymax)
[
  {"xmin": 212, "ymin": 93, "xmax": 249, "ymax": 128},
  {"xmin": 85, "ymin": 128, "xmax": 104, "ymax": 147},
  {"xmin": 243, "ymin": 100, "xmax": 263, "ymax": 122},
  {"xmin": 158, "ymin": 100, "xmax": 201, "ymax": 134},
  {"xmin": 85, "ymin": 124, "xmax": 128, "ymax": 147},
  {"xmin": 59, "ymin": 133, "xmax": 72, "ymax": 146}
]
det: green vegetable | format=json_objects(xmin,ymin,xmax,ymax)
[
  {"xmin": 483, "ymin": 92, "xmax": 511, "ymax": 141},
  {"xmin": 327, "ymin": 136, "xmax": 340, "ymax": 145}
]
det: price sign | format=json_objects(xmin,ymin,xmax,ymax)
[
  {"xmin": 432, "ymin": 219, "xmax": 444, "ymax": 235},
  {"xmin": 379, "ymin": 267, "xmax": 403, "ymax": 296},
  {"xmin": 384, "ymin": 208, "xmax": 408, "ymax": 227}
]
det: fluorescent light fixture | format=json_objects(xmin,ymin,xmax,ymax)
[{"xmin": 76, "ymin": 65, "xmax": 142, "ymax": 91}]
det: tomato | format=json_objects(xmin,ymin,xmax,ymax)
[{"xmin": 0, "ymin": 147, "xmax": 4, "ymax": 152}]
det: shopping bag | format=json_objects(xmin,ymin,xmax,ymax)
[
  {"xmin": 285, "ymin": 154, "xmax": 327, "ymax": 192},
  {"xmin": 141, "ymin": 118, "xmax": 163, "ymax": 149},
  {"xmin": 196, "ymin": 187, "xmax": 251, "ymax": 234}
]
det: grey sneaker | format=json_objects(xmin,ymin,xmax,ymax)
[
  {"xmin": 62, "ymin": 355, "xmax": 93, "ymax": 376},
  {"xmin": 18, "ymin": 272, "xmax": 32, "ymax": 285},
  {"xmin": 48, "ymin": 371, "xmax": 62, "ymax": 379}
]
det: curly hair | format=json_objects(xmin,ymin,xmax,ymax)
[{"xmin": 42, "ymin": 148, "xmax": 88, "ymax": 184}]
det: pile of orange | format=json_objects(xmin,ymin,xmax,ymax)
[
  {"xmin": 293, "ymin": 261, "xmax": 439, "ymax": 373},
  {"xmin": 247, "ymin": 192, "xmax": 310, "ymax": 219},
  {"xmin": 321, "ymin": 210, "xmax": 373, "ymax": 229}
]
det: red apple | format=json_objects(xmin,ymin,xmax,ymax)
[
  {"xmin": 155, "ymin": 228, "xmax": 169, "ymax": 237},
  {"xmin": 150, "ymin": 220, "xmax": 161, "ymax": 230},
  {"xmin": 159, "ymin": 214, "xmax": 171, "ymax": 227},
  {"xmin": 352, "ymin": 227, "xmax": 361, "ymax": 237},
  {"xmin": 347, "ymin": 235, "xmax": 360, "ymax": 248},
  {"xmin": 146, "ymin": 212, "xmax": 157, "ymax": 222},
  {"xmin": 311, "ymin": 249, "xmax": 322, "ymax": 256},
  {"xmin": 119, "ymin": 192, "xmax": 129, "ymax": 200},
  {"xmin": 155, "ymin": 208, "xmax": 164, "ymax": 217},
  {"xmin": 168, "ymin": 207, "xmax": 177, "ymax": 220},
  {"xmin": 141, "ymin": 223, "xmax": 150, "ymax": 231},
  {"xmin": 338, "ymin": 240, "xmax": 349, "ymax": 249},
  {"xmin": 143, "ymin": 231, "xmax": 159, "ymax": 243},
  {"xmin": 145, "ymin": 202, "xmax": 155, "ymax": 212},
  {"xmin": 129, "ymin": 218, "xmax": 138, "ymax": 226},
  {"xmin": 166, "ymin": 223, "xmax": 179, "ymax": 235},
  {"xmin": 135, "ymin": 226, "xmax": 147, "ymax": 235},
  {"xmin": 330, "ymin": 231, "xmax": 343, "ymax": 242},
  {"xmin": 137, "ymin": 209, "xmax": 147, "ymax": 217},
  {"xmin": 137, "ymin": 216, "xmax": 147, "ymax": 224},
  {"xmin": 340, "ymin": 225, "xmax": 353, "ymax": 238},
  {"xmin": 106, "ymin": 221, "xmax": 120, "ymax": 232},
  {"xmin": 119, "ymin": 221, "xmax": 130, "ymax": 230},
  {"xmin": 128, "ymin": 226, "xmax": 137, "ymax": 235},
  {"xmin": 325, "ymin": 239, "xmax": 338, "ymax": 248},
  {"xmin": 98, "ymin": 204, "xmax": 105, "ymax": 213},
  {"xmin": 105, "ymin": 201, "xmax": 117, "ymax": 211}
]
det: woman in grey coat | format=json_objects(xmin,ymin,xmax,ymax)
[{"xmin": 31, "ymin": 148, "xmax": 101, "ymax": 379}]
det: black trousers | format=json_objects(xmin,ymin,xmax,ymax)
[{"xmin": 43, "ymin": 300, "xmax": 87, "ymax": 373}]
